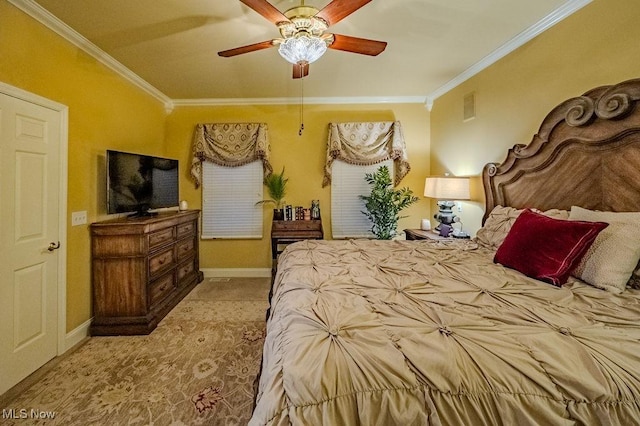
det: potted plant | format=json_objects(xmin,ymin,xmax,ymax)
[
  {"xmin": 256, "ymin": 167, "xmax": 288, "ymax": 220},
  {"xmin": 360, "ymin": 165, "xmax": 418, "ymax": 240}
]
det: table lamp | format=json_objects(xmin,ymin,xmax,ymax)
[{"xmin": 424, "ymin": 176, "xmax": 470, "ymax": 233}]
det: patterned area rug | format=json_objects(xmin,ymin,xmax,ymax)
[{"xmin": 2, "ymin": 280, "xmax": 270, "ymax": 425}]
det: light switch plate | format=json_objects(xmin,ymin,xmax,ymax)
[{"xmin": 71, "ymin": 211, "xmax": 87, "ymax": 226}]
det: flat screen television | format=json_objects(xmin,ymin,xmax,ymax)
[{"xmin": 107, "ymin": 150, "xmax": 179, "ymax": 217}]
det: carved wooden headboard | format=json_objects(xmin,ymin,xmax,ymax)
[{"xmin": 482, "ymin": 78, "xmax": 640, "ymax": 223}]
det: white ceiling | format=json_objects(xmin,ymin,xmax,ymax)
[{"xmin": 24, "ymin": 0, "xmax": 588, "ymax": 105}]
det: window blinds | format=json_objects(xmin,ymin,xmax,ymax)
[
  {"xmin": 201, "ymin": 161, "xmax": 263, "ymax": 239},
  {"xmin": 331, "ymin": 159, "xmax": 393, "ymax": 239}
]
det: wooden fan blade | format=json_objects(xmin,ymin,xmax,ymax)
[
  {"xmin": 293, "ymin": 63, "xmax": 309, "ymax": 79},
  {"xmin": 240, "ymin": 0, "xmax": 289, "ymax": 24},
  {"xmin": 315, "ymin": 0, "xmax": 372, "ymax": 26},
  {"xmin": 218, "ymin": 40, "xmax": 275, "ymax": 57},
  {"xmin": 328, "ymin": 34, "xmax": 387, "ymax": 56}
]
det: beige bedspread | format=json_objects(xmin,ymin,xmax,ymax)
[{"xmin": 250, "ymin": 239, "xmax": 640, "ymax": 425}]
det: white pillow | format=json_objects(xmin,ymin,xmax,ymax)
[
  {"xmin": 475, "ymin": 205, "xmax": 569, "ymax": 250},
  {"xmin": 569, "ymin": 206, "xmax": 640, "ymax": 293},
  {"xmin": 475, "ymin": 206, "xmax": 522, "ymax": 249}
]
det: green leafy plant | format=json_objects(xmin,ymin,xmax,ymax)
[
  {"xmin": 360, "ymin": 165, "xmax": 418, "ymax": 240},
  {"xmin": 256, "ymin": 167, "xmax": 288, "ymax": 210}
]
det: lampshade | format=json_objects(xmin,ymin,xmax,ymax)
[
  {"xmin": 424, "ymin": 176, "xmax": 470, "ymax": 200},
  {"xmin": 278, "ymin": 34, "xmax": 327, "ymax": 65}
]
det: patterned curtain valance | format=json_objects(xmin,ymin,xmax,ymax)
[
  {"xmin": 190, "ymin": 122, "xmax": 272, "ymax": 187},
  {"xmin": 322, "ymin": 121, "xmax": 410, "ymax": 187}
]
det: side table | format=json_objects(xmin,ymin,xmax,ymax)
[
  {"xmin": 271, "ymin": 219, "xmax": 323, "ymax": 275},
  {"xmin": 404, "ymin": 228, "xmax": 470, "ymax": 241}
]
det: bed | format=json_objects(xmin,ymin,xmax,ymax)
[{"xmin": 250, "ymin": 79, "xmax": 640, "ymax": 425}]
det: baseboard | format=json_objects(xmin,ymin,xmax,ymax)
[
  {"xmin": 64, "ymin": 317, "xmax": 92, "ymax": 352},
  {"xmin": 201, "ymin": 268, "xmax": 272, "ymax": 278}
]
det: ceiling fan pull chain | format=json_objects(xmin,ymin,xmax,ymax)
[{"xmin": 299, "ymin": 71, "xmax": 304, "ymax": 136}]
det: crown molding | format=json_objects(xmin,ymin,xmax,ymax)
[
  {"xmin": 171, "ymin": 96, "xmax": 426, "ymax": 107},
  {"xmin": 424, "ymin": 0, "xmax": 593, "ymax": 111},
  {"xmin": 7, "ymin": 0, "xmax": 173, "ymax": 110},
  {"xmin": 7, "ymin": 0, "xmax": 424, "ymax": 110},
  {"xmin": 9, "ymin": 0, "xmax": 591, "ymax": 112}
]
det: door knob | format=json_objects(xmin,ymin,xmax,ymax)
[{"xmin": 48, "ymin": 241, "xmax": 61, "ymax": 251}]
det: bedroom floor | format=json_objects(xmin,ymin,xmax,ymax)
[
  {"xmin": 185, "ymin": 276, "xmax": 270, "ymax": 302},
  {"xmin": 0, "ymin": 277, "xmax": 271, "ymax": 425}
]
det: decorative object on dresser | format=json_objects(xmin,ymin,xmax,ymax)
[
  {"xmin": 90, "ymin": 210, "xmax": 203, "ymax": 335},
  {"xmin": 424, "ymin": 175, "xmax": 470, "ymax": 233}
]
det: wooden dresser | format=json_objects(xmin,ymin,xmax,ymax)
[{"xmin": 90, "ymin": 210, "xmax": 203, "ymax": 335}]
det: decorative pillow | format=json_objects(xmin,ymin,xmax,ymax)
[
  {"xmin": 475, "ymin": 206, "xmax": 522, "ymax": 249},
  {"xmin": 475, "ymin": 205, "xmax": 569, "ymax": 250},
  {"xmin": 569, "ymin": 206, "xmax": 640, "ymax": 293},
  {"xmin": 494, "ymin": 209, "xmax": 608, "ymax": 286}
]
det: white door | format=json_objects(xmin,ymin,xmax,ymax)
[{"xmin": 0, "ymin": 91, "xmax": 62, "ymax": 394}]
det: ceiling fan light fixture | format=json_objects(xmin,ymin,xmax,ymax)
[{"xmin": 278, "ymin": 34, "xmax": 327, "ymax": 65}]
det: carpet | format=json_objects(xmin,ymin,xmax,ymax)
[{"xmin": 1, "ymin": 278, "xmax": 271, "ymax": 425}]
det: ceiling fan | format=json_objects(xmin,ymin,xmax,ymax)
[{"xmin": 218, "ymin": 0, "xmax": 387, "ymax": 79}]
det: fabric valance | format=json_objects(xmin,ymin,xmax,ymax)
[
  {"xmin": 190, "ymin": 122, "xmax": 272, "ymax": 187},
  {"xmin": 322, "ymin": 121, "xmax": 410, "ymax": 187}
]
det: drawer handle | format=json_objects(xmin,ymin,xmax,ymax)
[{"xmin": 159, "ymin": 284, "xmax": 167, "ymax": 292}]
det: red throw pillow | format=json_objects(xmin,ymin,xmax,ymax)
[{"xmin": 494, "ymin": 209, "xmax": 608, "ymax": 286}]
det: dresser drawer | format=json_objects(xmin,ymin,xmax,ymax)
[
  {"xmin": 148, "ymin": 227, "xmax": 175, "ymax": 250},
  {"xmin": 177, "ymin": 220, "xmax": 196, "ymax": 238},
  {"xmin": 149, "ymin": 247, "xmax": 175, "ymax": 278},
  {"xmin": 177, "ymin": 257, "xmax": 196, "ymax": 287},
  {"xmin": 176, "ymin": 236, "xmax": 196, "ymax": 261},
  {"xmin": 149, "ymin": 272, "xmax": 175, "ymax": 306}
]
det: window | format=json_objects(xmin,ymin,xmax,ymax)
[
  {"xmin": 201, "ymin": 161, "xmax": 263, "ymax": 239},
  {"xmin": 331, "ymin": 159, "xmax": 393, "ymax": 239}
]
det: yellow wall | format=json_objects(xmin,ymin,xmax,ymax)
[
  {"xmin": 6, "ymin": 0, "xmax": 636, "ymax": 333},
  {"xmin": 430, "ymin": 0, "xmax": 640, "ymax": 234},
  {"xmin": 166, "ymin": 103, "xmax": 430, "ymax": 269},
  {"xmin": 1, "ymin": 1, "xmax": 167, "ymax": 331},
  {"xmin": 1, "ymin": 1, "xmax": 431, "ymax": 331}
]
